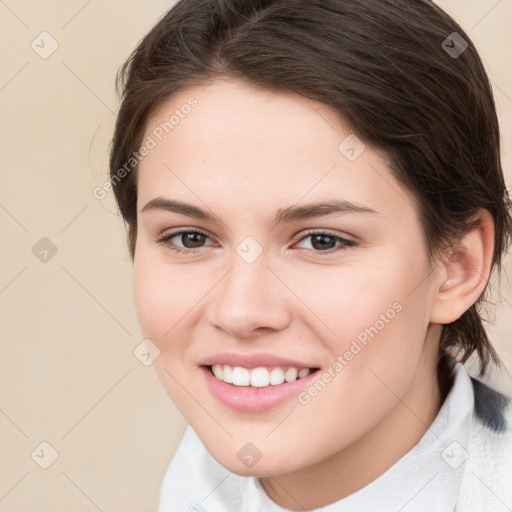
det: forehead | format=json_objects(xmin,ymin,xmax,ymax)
[{"xmin": 138, "ymin": 79, "xmax": 416, "ymax": 222}]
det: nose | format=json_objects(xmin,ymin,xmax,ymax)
[{"xmin": 208, "ymin": 252, "xmax": 292, "ymax": 339}]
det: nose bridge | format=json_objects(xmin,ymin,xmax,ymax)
[
  {"xmin": 220, "ymin": 250, "xmax": 272, "ymax": 315},
  {"xmin": 210, "ymin": 246, "xmax": 290, "ymax": 337}
]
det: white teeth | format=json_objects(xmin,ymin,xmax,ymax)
[
  {"xmin": 210, "ymin": 364, "xmax": 313, "ymax": 387},
  {"xmin": 212, "ymin": 364, "xmax": 223, "ymax": 380},
  {"xmin": 223, "ymin": 365, "xmax": 233, "ymax": 384},
  {"xmin": 284, "ymin": 367, "xmax": 298, "ymax": 382},
  {"xmin": 232, "ymin": 367, "xmax": 250, "ymax": 386},
  {"xmin": 269, "ymin": 367, "xmax": 285, "ymax": 385},
  {"xmin": 250, "ymin": 367, "xmax": 270, "ymax": 387}
]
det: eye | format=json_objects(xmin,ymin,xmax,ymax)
[
  {"xmin": 157, "ymin": 228, "xmax": 358, "ymax": 256},
  {"xmin": 294, "ymin": 230, "xmax": 357, "ymax": 254},
  {"xmin": 157, "ymin": 228, "xmax": 215, "ymax": 254}
]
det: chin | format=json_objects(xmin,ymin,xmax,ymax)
[{"xmin": 204, "ymin": 440, "xmax": 306, "ymax": 478}]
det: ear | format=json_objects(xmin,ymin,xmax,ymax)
[{"xmin": 430, "ymin": 209, "xmax": 495, "ymax": 324}]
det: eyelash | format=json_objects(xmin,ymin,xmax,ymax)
[{"xmin": 156, "ymin": 228, "xmax": 358, "ymax": 256}]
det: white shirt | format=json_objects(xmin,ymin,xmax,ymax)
[{"xmin": 159, "ymin": 362, "xmax": 512, "ymax": 511}]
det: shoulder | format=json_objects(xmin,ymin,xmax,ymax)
[{"xmin": 456, "ymin": 377, "xmax": 512, "ymax": 512}]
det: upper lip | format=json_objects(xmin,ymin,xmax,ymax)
[{"xmin": 199, "ymin": 352, "xmax": 319, "ymax": 369}]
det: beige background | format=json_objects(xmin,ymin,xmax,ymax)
[{"xmin": 0, "ymin": 1, "xmax": 511, "ymax": 510}]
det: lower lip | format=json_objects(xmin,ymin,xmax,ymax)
[{"xmin": 201, "ymin": 366, "xmax": 319, "ymax": 412}]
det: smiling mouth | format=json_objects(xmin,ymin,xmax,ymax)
[{"xmin": 205, "ymin": 364, "xmax": 320, "ymax": 388}]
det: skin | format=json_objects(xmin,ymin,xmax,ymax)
[{"xmin": 132, "ymin": 78, "xmax": 494, "ymax": 509}]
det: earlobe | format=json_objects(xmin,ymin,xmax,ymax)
[{"xmin": 430, "ymin": 209, "xmax": 494, "ymax": 324}]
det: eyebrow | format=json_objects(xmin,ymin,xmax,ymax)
[{"xmin": 140, "ymin": 196, "xmax": 379, "ymax": 225}]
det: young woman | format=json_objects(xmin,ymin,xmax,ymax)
[{"xmin": 109, "ymin": 0, "xmax": 512, "ymax": 510}]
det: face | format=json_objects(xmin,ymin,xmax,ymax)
[{"xmin": 132, "ymin": 78, "xmax": 441, "ymax": 478}]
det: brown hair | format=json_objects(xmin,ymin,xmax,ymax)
[{"xmin": 109, "ymin": 0, "xmax": 512, "ymax": 377}]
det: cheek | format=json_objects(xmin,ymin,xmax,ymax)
[
  {"xmin": 132, "ymin": 250, "xmax": 201, "ymax": 408},
  {"xmin": 132, "ymin": 249, "xmax": 197, "ymax": 354},
  {"xmin": 288, "ymin": 247, "xmax": 433, "ymax": 410},
  {"xmin": 292, "ymin": 253, "xmax": 427, "ymax": 349}
]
